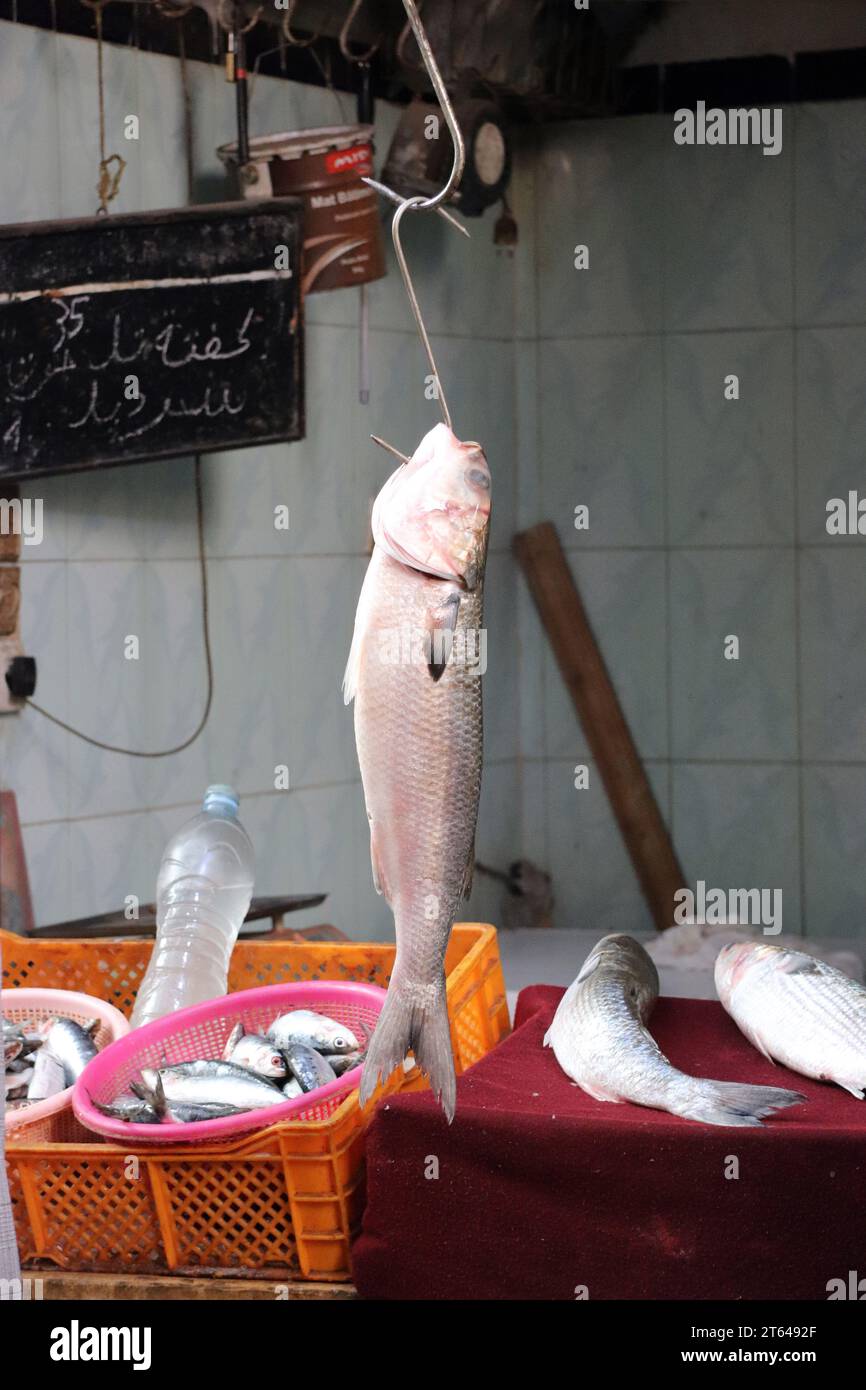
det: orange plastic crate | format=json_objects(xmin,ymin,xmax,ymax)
[{"xmin": 3, "ymin": 923, "xmax": 509, "ymax": 1281}]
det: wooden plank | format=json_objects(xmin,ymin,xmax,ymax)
[
  {"xmin": 33, "ymin": 1270, "xmax": 358, "ymax": 1301},
  {"xmin": 31, "ymin": 894, "xmax": 328, "ymax": 939},
  {"xmin": 514, "ymin": 521, "xmax": 685, "ymax": 932}
]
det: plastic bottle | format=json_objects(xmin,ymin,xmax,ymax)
[{"xmin": 131, "ymin": 785, "xmax": 255, "ymax": 1027}]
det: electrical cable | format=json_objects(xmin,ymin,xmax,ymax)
[{"xmin": 25, "ymin": 456, "xmax": 214, "ymax": 758}]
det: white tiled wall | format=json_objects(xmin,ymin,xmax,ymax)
[
  {"xmin": 522, "ymin": 101, "xmax": 866, "ymax": 940},
  {"xmin": 0, "ymin": 24, "xmax": 522, "ymax": 938}
]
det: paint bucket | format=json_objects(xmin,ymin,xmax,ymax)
[{"xmin": 217, "ymin": 125, "xmax": 386, "ymax": 296}]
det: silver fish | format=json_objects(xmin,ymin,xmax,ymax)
[
  {"xmin": 5, "ymin": 1067, "xmax": 33, "ymax": 1094},
  {"xmin": 227, "ymin": 1034, "xmax": 288, "ymax": 1080},
  {"xmin": 142, "ymin": 1060, "xmax": 287, "ymax": 1112},
  {"xmin": 327, "ymin": 1049, "xmax": 365, "ymax": 1077},
  {"xmin": 43, "ymin": 1017, "xmax": 99, "ymax": 1085},
  {"xmin": 346, "ymin": 423, "xmax": 492, "ymax": 1122},
  {"xmin": 4, "ymin": 1035, "xmax": 24, "ymax": 1065},
  {"xmin": 284, "ymin": 1042, "xmax": 338, "ymax": 1094},
  {"xmin": 267, "ymin": 1010, "xmax": 359, "ymax": 1055},
  {"xmin": 282, "ymin": 1078, "xmax": 303, "ymax": 1099},
  {"xmin": 26, "ymin": 1047, "xmax": 67, "ymax": 1101},
  {"xmin": 163, "ymin": 1100, "xmax": 252, "ymax": 1124},
  {"xmin": 545, "ymin": 934, "xmax": 806, "ymax": 1127},
  {"xmin": 716, "ymin": 942, "xmax": 866, "ymax": 1098},
  {"xmin": 91, "ymin": 1093, "xmax": 161, "ymax": 1124}
]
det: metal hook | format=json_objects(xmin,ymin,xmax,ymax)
[
  {"xmin": 392, "ymin": 195, "xmax": 453, "ymax": 429},
  {"xmin": 389, "ymin": 0, "xmax": 465, "ymax": 214},
  {"xmin": 281, "ymin": 0, "xmax": 318, "ymax": 48},
  {"xmin": 217, "ymin": 0, "xmax": 261, "ymax": 34},
  {"xmin": 396, "ymin": 3, "xmax": 425, "ymax": 72},
  {"xmin": 339, "ymin": 0, "xmax": 381, "ymax": 65},
  {"xmin": 363, "ymin": 0, "xmax": 467, "ymax": 431}
]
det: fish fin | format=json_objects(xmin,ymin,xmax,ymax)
[
  {"xmin": 734, "ymin": 1017, "xmax": 776, "ymax": 1063},
  {"xmin": 575, "ymin": 953, "xmax": 602, "ymax": 986},
  {"xmin": 777, "ymin": 953, "xmax": 823, "ymax": 976},
  {"xmin": 462, "ymin": 852, "xmax": 475, "ymax": 901},
  {"xmin": 676, "ymin": 1080, "xmax": 806, "ymax": 1128},
  {"xmin": 424, "ymin": 592, "xmax": 460, "ymax": 682},
  {"xmin": 368, "ymin": 821, "xmax": 392, "ymax": 903},
  {"xmin": 581, "ymin": 1083, "xmax": 621, "ymax": 1103},
  {"xmin": 342, "ymin": 557, "xmax": 379, "ymax": 705},
  {"xmin": 222, "ymin": 1021, "xmax": 244, "ymax": 1061},
  {"xmin": 359, "ymin": 973, "xmax": 457, "ymax": 1124}
]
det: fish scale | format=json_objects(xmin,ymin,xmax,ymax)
[{"xmin": 356, "ymin": 551, "xmax": 483, "ymax": 995}]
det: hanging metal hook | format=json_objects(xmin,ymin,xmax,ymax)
[
  {"xmin": 396, "ymin": 2, "xmax": 425, "ymax": 73},
  {"xmin": 386, "ymin": 0, "xmax": 465, "ymax": 213},
  {"xmin": 281, "ymin": 0, "xmax": 318, "ymax": 48},
  {"xmin": 363, "ymin": 0, "xmax": 467, "ymax": 431},
  {"xmin": 392, "ymin": 194, "xmax": 454, "ymax": 428},
  {"xmin": 339, "ymin": 0, "xmax": 381, "ymax": 65}
]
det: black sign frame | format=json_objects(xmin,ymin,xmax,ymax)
[{"xmin": 0, "ymin": 198, "xmax": 305, "ymax": 481}]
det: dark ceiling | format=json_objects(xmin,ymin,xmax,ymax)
[{"xmin": 0, "ymin": 0, "xmax": 663, "ymax": 120}]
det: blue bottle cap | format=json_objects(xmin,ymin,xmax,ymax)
[{"xmin": 203, "ymin": 784, "xmax": 239, "ymax": 816}]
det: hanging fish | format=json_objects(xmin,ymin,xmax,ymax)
[{"xmin": 345, "ymin": 422, "xmax": 492, "ymax": 1122}]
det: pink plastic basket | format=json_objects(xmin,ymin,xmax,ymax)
[
  {"xmin": 4, "ymin": 987, "xmax": 130, "ymax": 1142},
  {"xmin": 72, "ymin": 980, "xmax": 386, "ymax": 1144}
]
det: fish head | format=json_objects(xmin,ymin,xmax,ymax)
[
  {"xmin": 714, "ymin": 942, "xmax": 768, "ymax": 1001},
  {"xmin": 372, "ymin": 422, "xmax": 492, "ymax": 591},
  {"xmin": 318, "ymin": 1022, "xmax": 361, "ymax": 1053}
]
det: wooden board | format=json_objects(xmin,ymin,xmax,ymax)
[
  {"xmin": 31, "ymin": 1271, "xmax": 357, "ymax": 1301},
  {"xmin": 0, "ymin": 199, "xmax": 304, "ymax": 480},
  {"xmin": 514, "ymin": 522, "xmax": 686, "ymax": 932}
]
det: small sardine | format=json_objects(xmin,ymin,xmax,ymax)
[
  {"xmin": 143, "ymin": 1060, "xmax": 287, "ymax": 1112},
  {"xmin": 91, "ymin": 1093, "xmax": 162, "ymax": 1124},
  {"xmin": 327, "ymin": 1049, "xmax": 364, "ymax": 1077},
  {"xmin": 43, "ymin": 1017, "xmax": 99, "ymax": 1085},
  {"xmin": 5, "ymin": 1067, "xmax": 33, "ymax": 1094},
  {"xmin": 268, "ymin": 1010, "xmax": 359, "ymax": 1055},
  {"xmin": 716, "ymin": 942, "xmax": 866, "ymax": 1098},
  {"xmin": 284, "ymin": 1042, "xmax": 337, "ymax": 1094},
  {"xmin": 163, "ymin": 1100, "xmax": 252, "ymax": 1124},
  {"xmin": 226, "ymin": 1034, "xmax": 288, "ymax": 1080},
  {"xmin": 26, "ymin": 1048, "xmax": 67, "ymax": 1102},
  {"xmin": 545, "ymin": 934, "xmax": 806, "ymax": 1127}
]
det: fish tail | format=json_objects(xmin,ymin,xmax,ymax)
[
  {"xmin": 359, "ymin": 973, "xmax": 457, "ymax": 1123},
  {"xmin": 675, "ymin": 1079, "xmax": 806, "ymax": 1128}
]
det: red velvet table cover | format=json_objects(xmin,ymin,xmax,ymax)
[{"xmin": 351, "ymin": 984, "xmax": 866, "ymax": 1300}]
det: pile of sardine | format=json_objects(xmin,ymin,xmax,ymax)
[
  {"xmin": 94, "ymin": 1009, "xmax": 367, "ymax": 1125},
  {"xmin": 4, "ymin": 1015, "xmax": 100, "ymax": 1109}
]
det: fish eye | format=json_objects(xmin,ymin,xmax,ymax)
[{"xmin": 465, "ymin": 467, "xmax": 490, "ymax": 491}]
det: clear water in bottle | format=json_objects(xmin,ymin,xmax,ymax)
[{"xmin": 131, "ymin": 785, "xmax": 255, "ymax": 1027}]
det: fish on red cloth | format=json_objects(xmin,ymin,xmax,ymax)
[{"xmin": 351, "ymin": 984, "xmax": 866, "ymax": 1300}]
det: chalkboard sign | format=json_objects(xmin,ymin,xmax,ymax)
[{"xmin": 0, "ymin": 199, "xmax": 304, "ymax": 481}]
